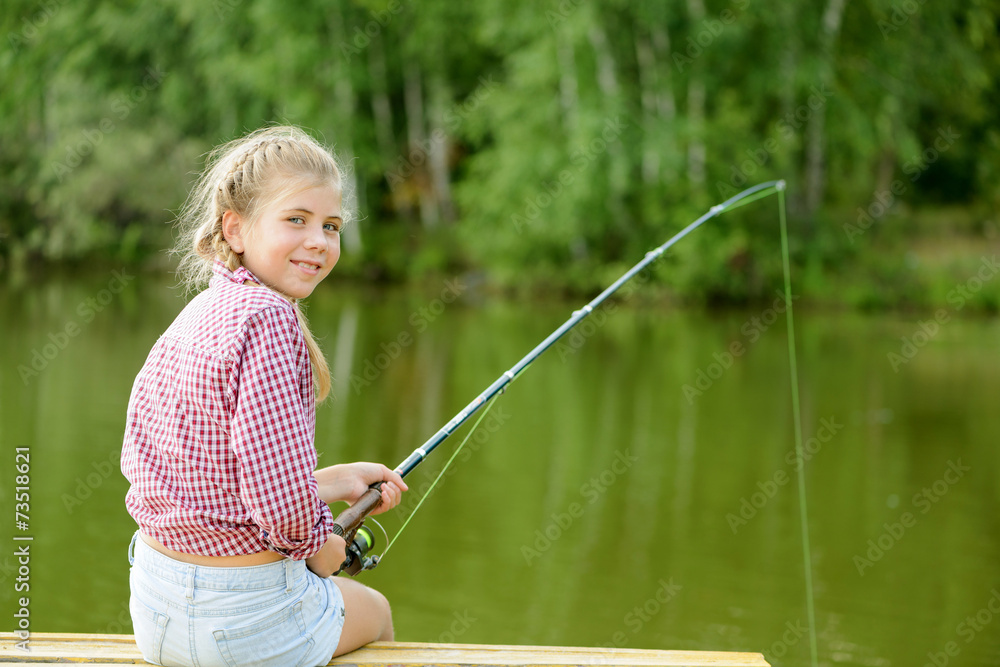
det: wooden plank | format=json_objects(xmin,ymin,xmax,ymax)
[
  {"xmin": 329, "ymin": 641, "xmax": 771, "ymax": 666},
  {"xmin": 1, "ymin": 633, "xmax": 145, "ymax": 664},
  {"xmin": 1, "ymin": 633, "xmax": 770, "ymax": 666}
]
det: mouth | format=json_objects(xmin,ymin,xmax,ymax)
[{"xmin": 292, "ymin": 260, "xmax": 322, "ymax": 275}]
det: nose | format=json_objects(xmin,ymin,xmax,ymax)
[{"xmin": 304, "ymin": 224, "xmax": 327, "ymax": 252}]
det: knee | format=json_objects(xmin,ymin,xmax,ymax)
[
  {"xmin": 370, "ymin": 589, "xmax": 393, "ymax": 641},
  {"xmin": 334, "ymin": 578, "xmax": 395, "ymax": 646}
]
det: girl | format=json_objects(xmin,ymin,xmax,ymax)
[{"xmin": 121, "ymin": 125, "xmax": 407, "ymax": 667}]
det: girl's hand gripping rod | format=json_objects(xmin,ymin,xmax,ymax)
[{"xmin": 330, "ymin": 181, "xmax": 786, "ymax": 576}]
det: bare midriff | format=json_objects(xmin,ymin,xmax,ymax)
[{"xmin": 141, "ymin": 533, "xmax": 286, "ymax": 567}]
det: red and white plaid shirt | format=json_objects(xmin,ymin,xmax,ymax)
[{"xmin": 122, "ymin": 261, "xmax": 333, "ymax": 560}]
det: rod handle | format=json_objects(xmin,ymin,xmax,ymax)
[
  {"xmin": 330, "ymin": 484, "xmax": 383, "ymax": 576},
  {"xmin": 331, "ymin": 483, "xmax": 383, "ymax": 539}
]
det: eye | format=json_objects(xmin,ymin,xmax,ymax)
[
  {"xmin": 288, "ymin": 216, "xmax": 305, "ymax": 225},
  {"xmin": 324, "ymin": 221, "xmax": 342, "ymax": 233}
]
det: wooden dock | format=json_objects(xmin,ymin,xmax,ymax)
[{"xmin": 0, "ymin": 633, "xmax": 770, "ymax": 666}]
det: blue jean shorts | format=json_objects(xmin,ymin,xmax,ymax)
[{"xmin": 127, "ymin": 532, "xmax": 345, "ymax": 667}]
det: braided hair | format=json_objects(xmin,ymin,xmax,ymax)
[{"xmin": 174, "ymin": 126, "xmax": 350, "ymax": 401}]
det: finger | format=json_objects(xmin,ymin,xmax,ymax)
[
  {"xmin": 382, "ymin": 482, "xmax": 402, "ymax": 509},
  {"xmin": 384, "ymin": 466, "xmax": 408, "ymax": 492},
  {"xmin": 380, "ymin": 483, "xmax": 399, "ymax": 509}
]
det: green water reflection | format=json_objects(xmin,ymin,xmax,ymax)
[{"xmin": 1, "ymin": 270, "xmax": 998, "ymax": 667}]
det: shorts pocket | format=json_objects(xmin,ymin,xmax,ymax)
[
  {"xmin": 213, "ymin": 600, "xmax": 315, "ymax": 667},
  {"xmin": 130, "ymin": 595, "xmax": 169, "ymax": 666}
]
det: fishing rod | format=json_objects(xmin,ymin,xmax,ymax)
[{"xmin": 332, "ymin": 179, "xmax": 786, "ymax": 575}]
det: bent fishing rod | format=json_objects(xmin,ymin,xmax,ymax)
[{"xmin": 332, "ymin": 179, "xmax": 786, "ymax": 576}]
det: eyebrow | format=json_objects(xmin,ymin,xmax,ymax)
[{"xmin": 283, "ymin": 208, "xmax": 342, "ymax": 220}]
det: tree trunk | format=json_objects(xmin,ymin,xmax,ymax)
[
  {"xmin": 685, "ymin": 0, "xmax": 707, "ymax": 189},
  {"xmin": 368, "ymin": 33, "xmax": 415, "ymax": 222},
  {"xmin": 587, "ymin": 24, "xmax": 628, "ymax": 229},
  {"xmin": 329, "ymin": 11, "xmax": 362, "ymax": 253},
  {"xmin": 427, "ymin": 77, "xmax": 455, "ymax": 224},
  {"xmin": 804, "ymin": 0, "xmax": 848, "ymax": 218},
  {"xmin": 556, "ymin": 31, "xmax": 579, "ymax": 138},
  {"xmin": 636, "ymin": 33, "xmax": 660, "ymax": 185},
  {"xmin": 368, "ymin": 34, "xmax": 396, "ymax": 163},
  {"xmin": 635, "ymin": 25, "xmax": 677, "ymax": 184},
  {"xmin": 588, "ymin": 25, "xmax": 620, "ymax": 99},
  {"xmin": 403, "ymin": 59, "xmax": 439, "ymax": 228}
]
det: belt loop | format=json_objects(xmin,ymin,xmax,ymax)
[
  {"xmin": 127, "ymin": 531, "xmax": 138, "ymax": 566},
  {"xmin": 285, "ymin": 559, "xmax": 295, "ymax": 593},
  {"xmin": 185, "ymin": 565, "xmax": 196, "ymax": 601}
]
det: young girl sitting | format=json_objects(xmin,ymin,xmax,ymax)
[{"xmin": 121, "ymin": 125, "xmax": 407, "ymax": 667}]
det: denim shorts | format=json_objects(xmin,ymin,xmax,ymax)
[{"xmin": 128, "ymin": 532, "xmax": 345, "ymax": 667}]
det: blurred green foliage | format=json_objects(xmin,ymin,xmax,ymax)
[{"xmin": 1, "ymin": 0, "xmax": 998, "ymax": 306}]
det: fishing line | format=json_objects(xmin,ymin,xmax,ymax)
[
  {"xmin": 777, "ymin": 182, "xmax": 819, "ymax": 667},
  {"xmin": 379, "ymin": 391, "xmax": 505, "ymax": 561}
]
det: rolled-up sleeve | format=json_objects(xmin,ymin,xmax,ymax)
[{"xmin": 229, "ymin": 305, "xmax": 333, "ymax": 560}]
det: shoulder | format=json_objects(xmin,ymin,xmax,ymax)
[
  {"xmin": 236, "ymin": 284, "xmax": 297, "ymax": 320},
  {"xmin": 239, "ymin": 287, "xmax": 299, "ymax": 329},
  {"xmin": 163, "ymin": 282, "xmax": 302, "ymax": 359},
  {"xmin": 227, "ymin": 286, "xmax": 304, "ymax": 353}
]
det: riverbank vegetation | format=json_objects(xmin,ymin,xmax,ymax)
[{"xmin": 2, "ymin": 0, "xmax": 998, "ymax": 309}]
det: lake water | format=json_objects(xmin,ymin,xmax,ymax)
[{"xmin": 1, "ymin": 268, "xmax": 998, "ymax": 667}]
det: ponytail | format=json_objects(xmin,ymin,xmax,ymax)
[{"xmin": 293, "ymin": 302, "xmax": 331, "ymax": 402}]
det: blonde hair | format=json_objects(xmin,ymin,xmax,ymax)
[{"xmin": 174, "ymin": 125, "xmax": 351, "ymax": 402}]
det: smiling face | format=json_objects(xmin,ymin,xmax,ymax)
[{"xmin": 223, "ymin": 182, "xmax": 343, "ymax": 299}]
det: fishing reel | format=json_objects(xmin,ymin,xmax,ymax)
[
  {"xmin": 337, "ymin": 522, "xmax": 383, "ymax": 577},
  {"xmin": 331, "ymin": 483, "xmax": 391, "ymax": 577}
]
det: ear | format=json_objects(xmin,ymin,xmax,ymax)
[{"xmin": 221, "ymin": 210, "xmax": 245, "ymax": 254}]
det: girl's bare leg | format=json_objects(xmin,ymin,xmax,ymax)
[{"xmin": 330, "ymin": 577, "xmax": 394, "ymax": 657}]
